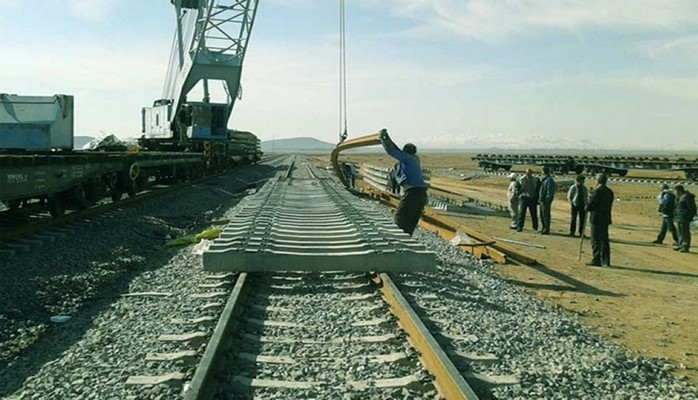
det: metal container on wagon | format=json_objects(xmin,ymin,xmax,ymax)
[{"xmin": 0, "ymin": 94, "xmax": 74, "ymax": 151}]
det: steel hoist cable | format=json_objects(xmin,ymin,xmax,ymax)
[{"xmin": 338, "ymin": 0, "xmax": 348, "ymax": 144}]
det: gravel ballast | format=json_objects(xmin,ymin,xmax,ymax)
[{"xmin": 0, "ymin": 157, "xmax": 695, "ymax": 399}]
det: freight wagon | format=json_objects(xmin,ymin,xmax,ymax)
[{"xmin": 0, "ymin": 94, "xmax": 262, "ymax": 216}]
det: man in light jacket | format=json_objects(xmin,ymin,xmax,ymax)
[
  {"xmin": 567, "ymin": 174, "xmax": 588, "ymax": 237},
  {"xmin": 652, "ymin": 184, "xmax": 678, "ymax": 245},
  {"xmin": 507, "ymin": 173, "xmax": 520, "ymax": 229}
]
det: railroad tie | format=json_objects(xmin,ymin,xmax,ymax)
[{"xmin": 203, "ymin": 178, "xmax": 436, "ymax": 273}]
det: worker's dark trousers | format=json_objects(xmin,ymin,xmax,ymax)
[
  {"xmin": 590, "ymin": 223, "xmax": 610, "ymax": 266},
  {"xmin": 570, "ymin": 203, "xmax": 586, "ymax": 235},
  {"xmin": 516, "ymin": 197, "xmax": 538, "ymax": 230},
  {"xmin": 657, "ymin": 216, "xmax": 678, "ymax": 243},
  {"xmin": 539, "ymin": 201, "xmax": 553, "ymax": 233},
  {"xmin": 395, "ymin": 187, "xmax": 427, "ymax": 235},
  {"xmin": 676, "ymin": 220, "xmax": 692, "ymax": 251}
]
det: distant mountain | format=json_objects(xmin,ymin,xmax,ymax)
[
  {"xmin": 74, "ymin": 136, "xmax": 95, "ymax": 148},
  {"xmin": 261, "ymin": 137, "xmax": 335, "ymax": 153},
  {"xmin": 412, "ymin": 133, "xmax": 698, "ymax": 152}
]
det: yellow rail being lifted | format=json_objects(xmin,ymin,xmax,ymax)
[
  {"xmin": 329, "ymin": 131, "xmax": 536, "ymax": 266},
  {"xmin": 330, "ymin": 132, "xmax": 381, "ymax": 187}
]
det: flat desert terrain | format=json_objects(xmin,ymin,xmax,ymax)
[{"xmin": 311, "ymin": 151, "xmax": 698, "ymax": 386}]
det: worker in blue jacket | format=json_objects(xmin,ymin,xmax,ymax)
[{"xmin": 379, "ymin": 129, "xmax": 428, "ymax": 235}]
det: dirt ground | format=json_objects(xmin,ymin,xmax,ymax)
[{"xmin": 311, "ymin": 152, "xmax": 698, "ymax": 386}]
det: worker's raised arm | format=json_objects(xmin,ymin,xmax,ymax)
[{"xmin": 379, "ymin": 129, "xmax": 405, "ymax": 160}]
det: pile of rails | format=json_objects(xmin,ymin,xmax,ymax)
[{"xmin": 473, "ymin": 153, "xmax": 698, "ymax": 180}]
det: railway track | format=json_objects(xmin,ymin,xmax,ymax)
[
  {"xmin": 3, "ymin": 155, "xmax": 696, "ymax": 399},
  {"xmin": 164, "ymin": 159, "xmax": 483, "ymax": 398},
  {"xmin": 186, "ymin": 271, "xmax": 485, "ymax": 399},
  {"xmin": 118, "ymin": 159, "xmax": 511, "ymax": 399}
]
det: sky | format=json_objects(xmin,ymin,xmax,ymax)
[{"xmin": 2, "ymin": 0, "xmax": 698, "ymax": 151}]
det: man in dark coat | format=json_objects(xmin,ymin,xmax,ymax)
[
  {"xmin": 379, "ymin": 129, "xmax": 428, "ymax": 235},
  {"xmin": 538, "ymin": 166, "xmax": 556, "ymax": 235},
  {"xmin": 673, "ymin": 185, "xmax": 696, "ymax": 253},
  {"xmin": 585, "ymin": 173, "xmax": 614, "ymax": 267}
]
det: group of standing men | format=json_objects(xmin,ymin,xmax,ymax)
[
  {"xmin": 507, "ymin": 169, "xmax": 616, "ymax": 267},
  {"xmin": 507, "ymin": 166, "xmax": 556, "ymax": 235},
  {"xmin": 652, "ymin": 184, "xmax": 696, "ymax": 253}
]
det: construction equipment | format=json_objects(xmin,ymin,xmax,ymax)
[{"xmin": 141, "ymin": 0, "xmax": 259, "ymax": 150}]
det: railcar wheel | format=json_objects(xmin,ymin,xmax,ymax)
[
  {"xmin": 136, "ymin": 173, "xmax": 149, "ymax": 192},
  {"xmin": 129, "ymin": 163, "xmax": 140, "ymax": 181},
  {"xmin": 127, "ymin": 180, "xmax": 137, "ymax": 198},
  {"xmin": 73, "ymin": 185, "xmax": 88, "ymax": 210},
  {"xmin": 4, "ymin": 199, "xmax": 21, "ymax": 210},
  {"xmin": 48, "ymin": 195, "xmax": 65, "ymax": 217},
  {"xmin": 111, "ymin": 189, "xmax": 123, "ymax": 202}
]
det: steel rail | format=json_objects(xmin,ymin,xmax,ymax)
[
  {"xmin": 330, "ymin": 132, "xmax": 381, "ymax": 187},
  {"xmin": 358, "ymin": 176, "xmax": 538, "ymax": 265},
  {"xmin": 183, "ymin": 273, "xmax": 249, "ymax": 400},
  {"xmin": 280, "ymin": 155, "xmax": 296, "ymax": 180},
  {"xmin": 374, "ymin": 273, "xmax": 480, "ymax": 400}
]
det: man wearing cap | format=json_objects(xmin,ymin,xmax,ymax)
[
  {"xmin": 538, "ymin": 166, "xmax": 556, "ymax": 235},
  {"xmin": 652, "ymin": 183, "xmax": 678, "ymax": 245},
  {"xmin": 567, "ymin": 174, "xmax": 588, "ymax": 237},
  {"xmin": 516, "ymin": 168, "xmax": 540, "ymax": 232},
  {"xmin": 586, "ymin": 173, "xmax": 614, "ymax": 267},
  {"xmin": 379, "ymin": 129, "xmax": 428, "ymax": 235},
  {"xmin": 507, "ymin": 173, "xmax": 521, "ymax": 229}
]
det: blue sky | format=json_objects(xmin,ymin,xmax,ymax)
[{"xmin": 1, "ymin": 0, "xmax": 698, "ymax": 150}]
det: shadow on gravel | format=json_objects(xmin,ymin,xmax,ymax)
[
  {"xmin": 0, "ymin": 164, "xmax": 278, "ymax": 397},
  {"xmin": 402, "ymin": 273, "xmax": 511, "ymax": 314},
  {"xmin": 506, "ymin": 262, "xmax": 624, "ymax": 298}
]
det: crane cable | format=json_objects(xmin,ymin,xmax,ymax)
[{"xmin": 338, "ymin": 0, "xmax": 348, "ymax": 143}]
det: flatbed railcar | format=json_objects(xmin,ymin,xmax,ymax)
[
  {"xmin": 473, "ymin": 153, "xmax": 698, "ymax": 179},
  {"xmin": 0, "ymin": 94, "xmax": 262, "ymax": 216}
]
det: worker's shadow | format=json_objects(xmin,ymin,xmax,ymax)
[
  {"xmin": 505, "ymin": 262, "xmax": 624, "ymax": 298},
  {"xmin": 606, "ymin": 264, "xmax": 698, "ymax": 279},
  {"xmin": 609, "ymin": 238, "xmax": 660, "ymax": 247}
]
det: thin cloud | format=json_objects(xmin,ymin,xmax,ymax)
[
  {"xmin": 636, "ymin": 35, "xmax": 698, "ymax": 63},
  {"xmin": 513, "ymin": 71, "xmax": 698, "ymax": 100},
  {"xmin": 67, "ymin": 0, "xmax": 121, "ymax": 21},
  {"xmin": 264, "ymin": 0, "xmax": 315, "ymax": 9},
  {"xmin": 381, "ymin": 0, "xmax": 698, "ymax": 41},
  {"xmin": 1, "ymin": 42, "xmax": 165, "ymax": 91}
]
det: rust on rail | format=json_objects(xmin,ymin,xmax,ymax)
[{"xmin": 373, "ymin": 273, "xmax": 479, "ymax": 400}]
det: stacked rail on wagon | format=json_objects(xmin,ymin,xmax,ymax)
[
  {"xmin": 472, "ymin": 153, "xmax": 698, "ymax": 180},
  {"xmin": 1, "ymin": 94, "xmax": 263, "ymax": 216}
]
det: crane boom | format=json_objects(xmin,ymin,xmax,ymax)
[{"xmin": 142, "ymin": 0, "xmax": 259, "ymax": 144}]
